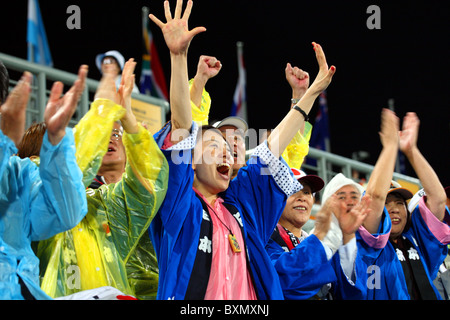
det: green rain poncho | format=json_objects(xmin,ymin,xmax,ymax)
[{"xmin": 36, "ymin": 99, "xmax": 168, "ymax": 300}]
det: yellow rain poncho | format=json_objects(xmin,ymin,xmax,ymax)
[
  {"xmin": 281, "ymin": 121, "xmax": 312, "ymax": 169},
  {"xmin": 36, "ymin": 99, "xmax": 169, "ymax": 300}
]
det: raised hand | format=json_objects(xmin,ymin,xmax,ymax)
[
  {"xmin": 94, "ymin": 61, "xmax": 138, "ymax": 134},
  {"xmin": 190, "ymin": 55, "xmax": 222, "ymax": 108},
  {"xmin": 45, "ymin": 65, "xmax": 88, "ymax": 145},
  {"xmin": 379, "ymin": 108, "xmax": 400, "ymax": 149},
  {"xmin": 337, "ymin": 195, "xmax": 372, "ymax": 236},
  {"xmin": 149, "ymin": 0, "xmax": 206, "ymax": 55},
  {"xmin": 285, "ymin": 63, "xmax": 309, "ymax": 99},
  {"xmin": 196, "ymin": 55, "xmax": 222, "ymax": 82},
  {"xmin": 313, "ymin": 194, "xmax": 337, "ymax": 240},
  {"xmin": 118, "ymin": 59, "xmax": 139, "ymax": 134},
  {"xmin": 94, "ymin": 64, "xmax": 119, "ymax": 103},
  {"xmin": 0, "ymin": 72, "xmax": 32, "ymax": 147},
  {"xmin": 307, "ymin": 42, "xmax": 336, "ymax": 96},
  {"xmin": 399, "ymin": 112, "xmax": 420, "ymax": 156}
]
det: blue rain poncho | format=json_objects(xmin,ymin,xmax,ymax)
[{"xmin": 0, "ymin": 128, "xmax": 87, "ymax": 300}]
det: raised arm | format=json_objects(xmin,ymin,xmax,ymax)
[
  {"xmin": 268, "ymin": 42, "xmax": 335, "ymax": 158},
  {"xmin": 399, "ymin": 112, "xmax": 447, "ymax": 220},
  {"xmin": 31, "ymin": 65, "xmax": 89, "ymax": 240},
  {"xmin": 286, "ymin": 62, "xmax": 309, "ymax": 108},
  {"xmin": 44, "ymin": 65, "xmax": 88, "ymax": 145},
  {"xmin": 363, "ymin": 108, "xmax": 399, "ymax": 234},
  {"xmin": 190, "ymin": 55, "xmax": 222, "ymax": 108},
  {"xmin": 149, "ymin": 0, "xmax": 206, "ymax": 143},
  {"xmin": 118, "ymin": 59, "xmax": 139, "ymax": 134},
  {"xmin": 282, "ymin": 63, "xmax": 312, "ymax": 168}
]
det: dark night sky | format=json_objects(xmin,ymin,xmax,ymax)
[{"xmin": 2, "ymin": 1, "xmax": 449, "ymax": 186}]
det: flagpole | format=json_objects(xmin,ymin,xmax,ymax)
[
  {"xmin": 28, "ymin": 42, "xmax": 34, "ymax": 64},
  {"xmin": 142, "ymin": 6, "xmax": 149, "ymax": 30},
  {"xmin": 235, "ymin": 41, "xmax": 247, "ymax": 122}
]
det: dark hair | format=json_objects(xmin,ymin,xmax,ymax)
[
  {"xmin": 192, "ymin": 125, "xmax": 234, "ymax": 158},
  {"xmin": 17, "ymin": 122, "xmax": 47, "ymax": 158},
  {"xmin": 196, "ymin": 125, "xmax": 223, "ymax": 141},
  {"xmin": 0, "ymin": 61, "xmax": 9, "ymax": 105}
]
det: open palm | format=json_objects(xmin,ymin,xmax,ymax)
[
  {"xmin": 149, "ymin": 0, "xmax": 206, "ymax": 55},
  {"xmin": 45, "ymin": 65, "xmax": 87, "ymax": 145}
]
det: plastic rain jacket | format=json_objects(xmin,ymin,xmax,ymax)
[
  {"xmin": 36, "ymin": 99, "xmax": 169, "ymax": 300},
  {"xmin": 0, "ymin": 128, "xmax": 87, "ymax": 300}
]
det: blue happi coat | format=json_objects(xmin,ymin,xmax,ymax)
[
  {"xmin": 357, "ymin": 200, "xmax": 450, "ymax": 300},
  {"xmin": 150, "ymin": 122, "xmax": 302, "ymax": 300},
  {"xmin": 266, "ymin": 231, "xmax": 368, "ymax": 300}
]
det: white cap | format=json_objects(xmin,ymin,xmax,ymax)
[
  {"xmin": 212, "ymin": 116, "xmax": 248, "ymax": 132},
  {"xmin": 96, "ymin": 50, "xmax": 125, "ymax": 73}
]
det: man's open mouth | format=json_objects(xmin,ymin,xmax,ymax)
[{"xmin": 107, "ymin": 145, "xmax": 117, "ymax": 153}]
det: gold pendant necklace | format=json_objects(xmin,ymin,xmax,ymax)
[
  {"xmin": 210, "ymin": 204, "xmax": 242, "ymax": 254},
  {"xmin": 228, "ymin": 234, "xmax": 242, "ymax": 253}
]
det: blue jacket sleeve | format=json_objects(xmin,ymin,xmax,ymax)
[
  {"xmin": 266, "ymin": 235, "xmax": 336, "ymax": 299},
  {"xmin": 407, "ymin": 201, "xmax": 450, "ymax": 280},
  {"xmin": 330, "ymin": 249, "xmax": 367, "ymax": 300},
  {"xmin": 356, "ymin": 209, "xmax": 392, "ymax": 267},
  {"xmin": 0, "ymin": 130, "xmax": 17, "ymax": 177},
  {"xmin": 29, "ymin": 128, "xmax": 87, "ymax": 241},
  {"xmin": 152, "ymin": 122, "xmax": 200, "ymax": 236}
]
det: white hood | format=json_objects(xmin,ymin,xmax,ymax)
[{"xmin": 312, "ymin": 173, "xmax": 365, "ymax": 254}]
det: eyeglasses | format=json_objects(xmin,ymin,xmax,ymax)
[
  {"xmin": 111, "ymin": 129, "xmax": 123, "ymax": 141},
  {"xmin": 103, "ymin": 58, "xmax": 115, "ymax": 65}
]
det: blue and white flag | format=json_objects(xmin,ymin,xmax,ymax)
[{"xmin": 27, "ymin": 0, "xmax": 53, "ymax": 66}]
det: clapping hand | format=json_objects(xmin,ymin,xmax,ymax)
[
  {"xmin": 45, "ymin": 65, "xmax": 88, "ymax": 145},
  {"xmin": 0, "ymin": 72, "xmax": 32, "ymax": 147}
]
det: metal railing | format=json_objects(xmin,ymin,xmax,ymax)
[
  {"xmin": 246, "ymin": 144, "xmax": 421, "ymax": 201},
  {"xmin": 303, "ymin": 147, "xmax": 421, "ymax": 187},
  {"xmin": 0, "ymin": 52, "xmax": 169, "ymax": 129},
  {"xmin": 1, "ymin": 52, "xmax": 421, "ymax": 194}
]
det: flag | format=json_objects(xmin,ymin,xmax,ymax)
[
  {"xmin": 27, "ymin": 0, "xmax": 53, "ymax": 66},
  {"xmin": 140, "ymin": 6, "xmax": 168, "ymax": 101},
  {"xmin": 230, "ymin": 42, "xmax": 247, "ymax": 122},
  {"xmin": 310, "ymin": 91, "xmax": 331, "ymax": 152}
]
